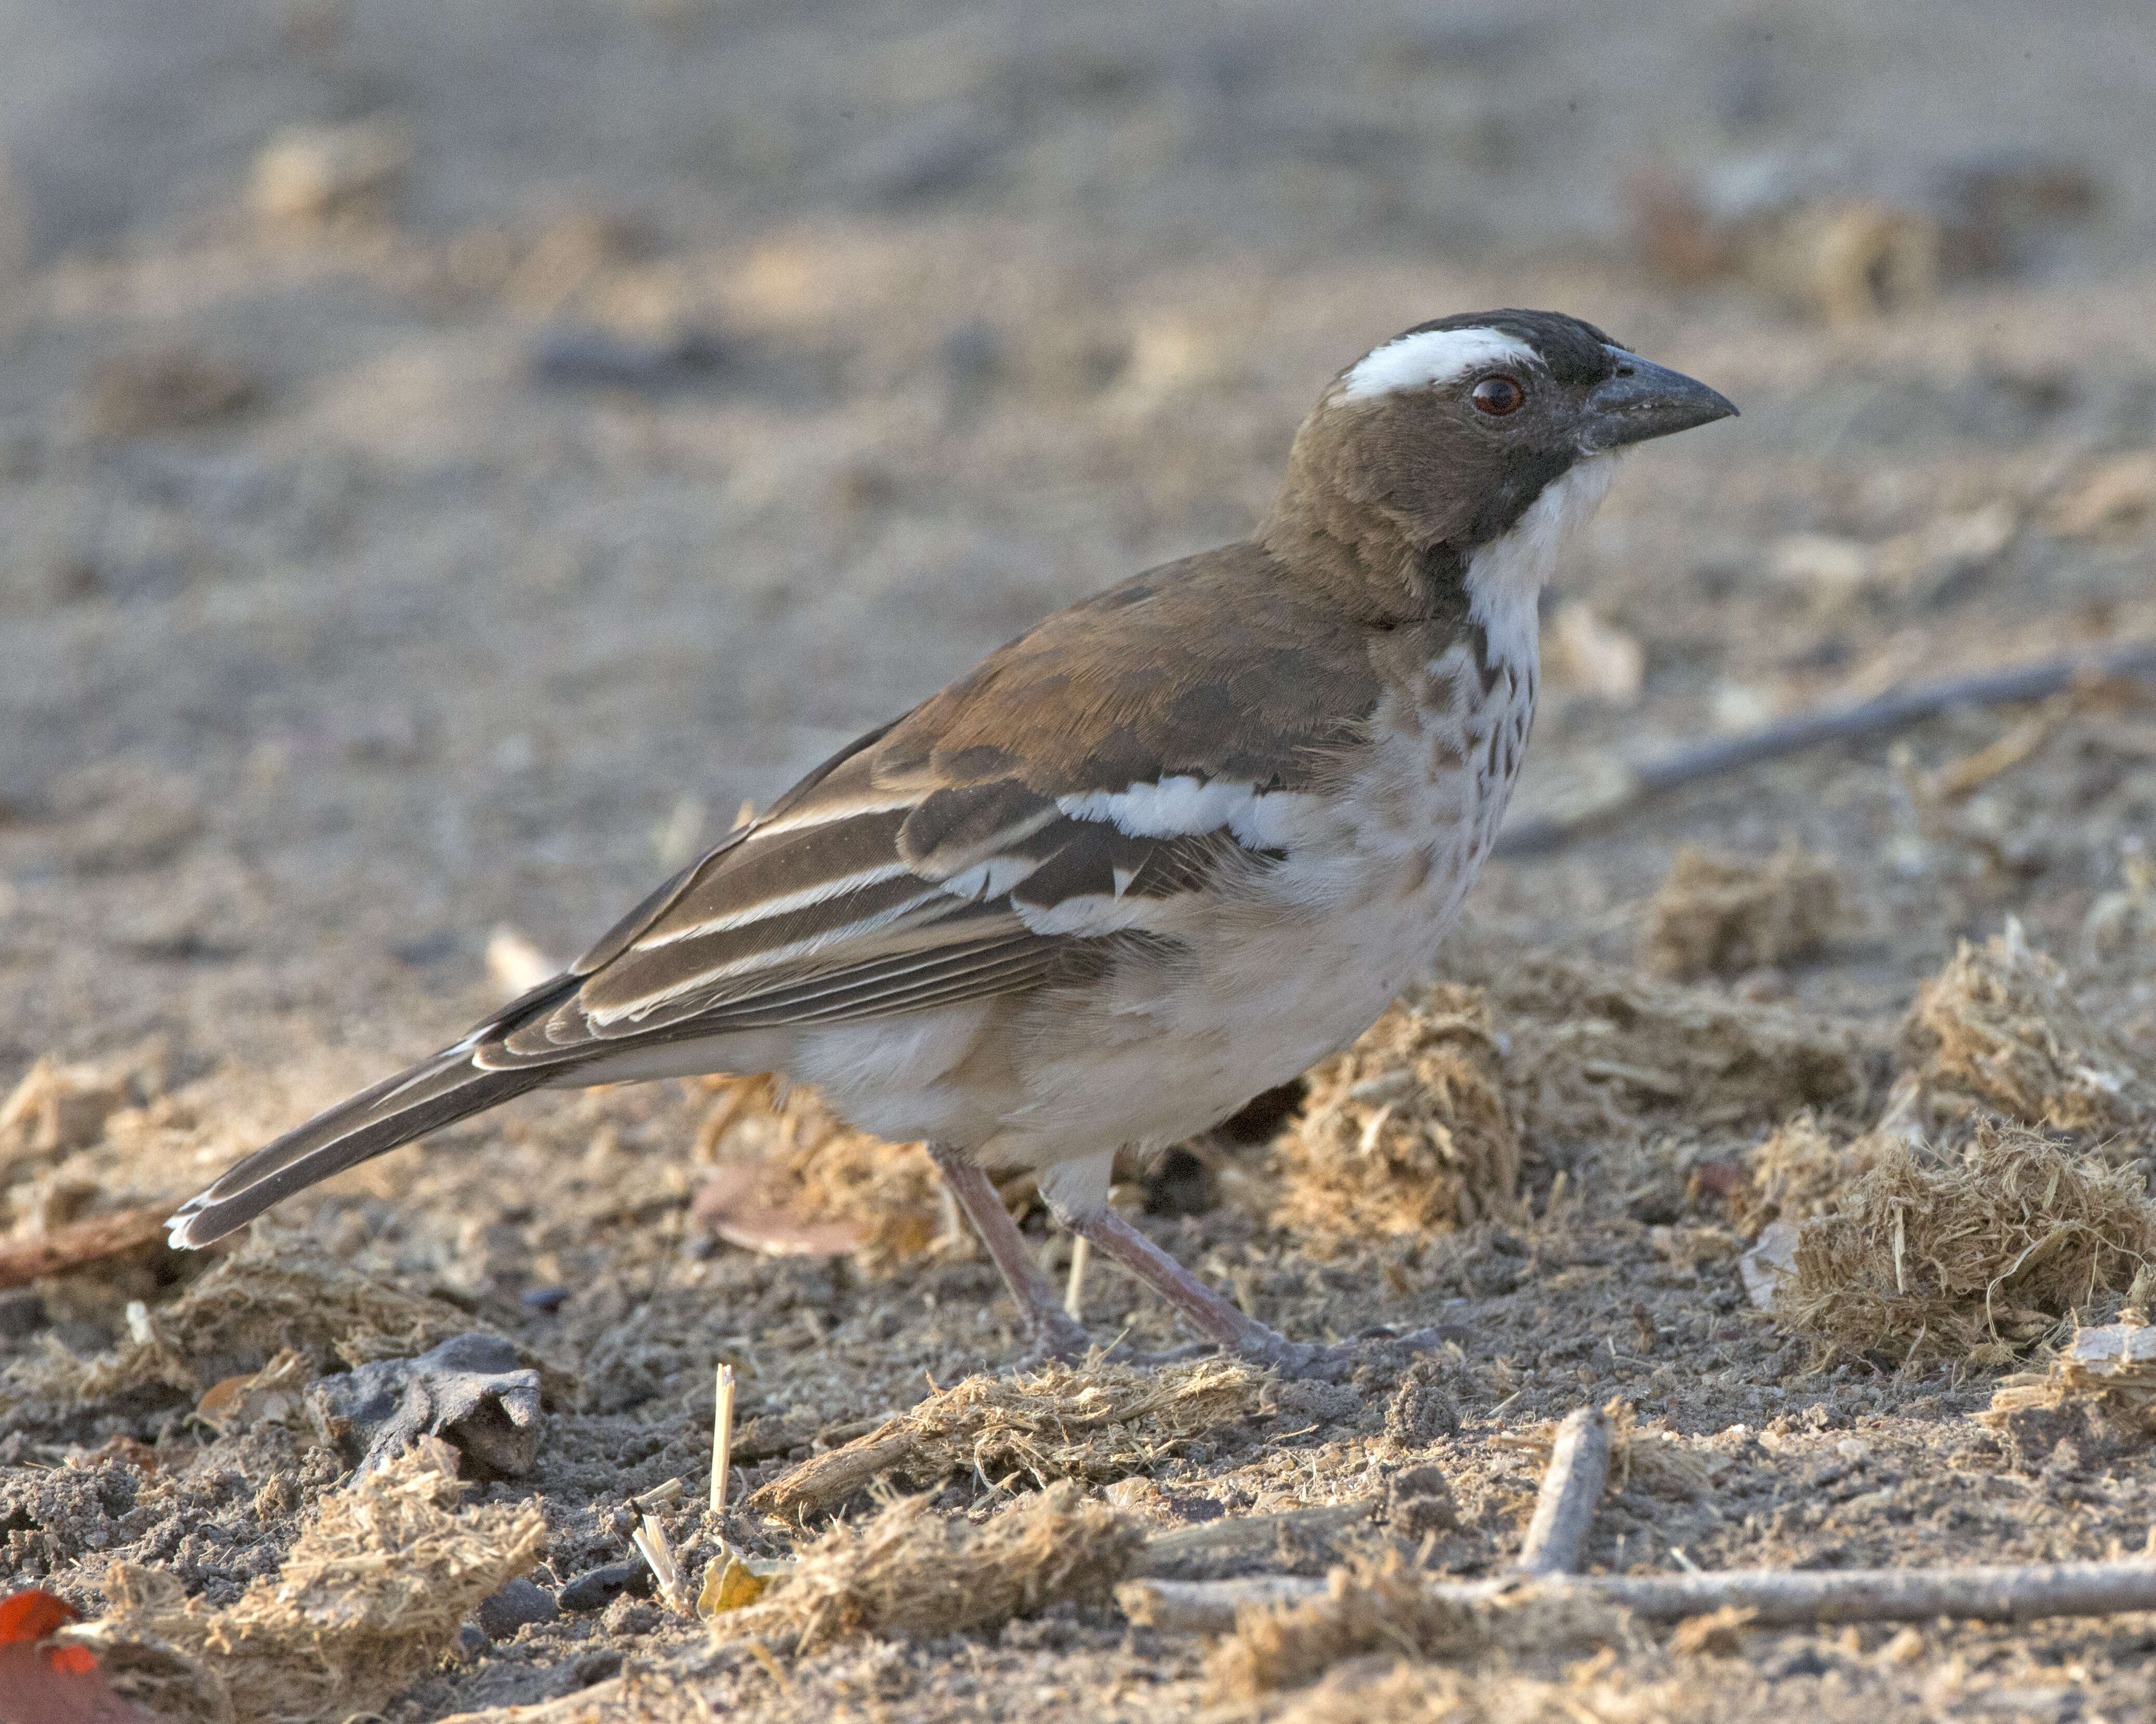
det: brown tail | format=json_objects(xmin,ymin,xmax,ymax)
[{"xmin": 166, "ymin": 1043, "xmax": 552, "ymax": 1249}]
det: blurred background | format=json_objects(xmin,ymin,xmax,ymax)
[{"xmin": 1, "ymin": 0, "xmax": 2153, "ymax": 1099}]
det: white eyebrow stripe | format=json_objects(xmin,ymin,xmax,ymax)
[{"xmin": 1340, "ymin": 327, "xmax": 1541, "ymax": 400}]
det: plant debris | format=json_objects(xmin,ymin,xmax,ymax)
[
  {"xmin": 1274, "ymin": 983, "xmax": 1520, "ymax": 1242},
  {"xmin": 82, "ymin": 351, "xmax": 259, "ymax": 440},
  {"xmin": 1460, "ymin": 952, "xmax": 1875, "ymax": 1148},
  {"xmin": 1265, "ymin": 1660, "xmax": 1688, "ymax": 1724},
  {"xmin": 1784, "ymin": 1122, "xmax": 2156, "ymax": 1363},
  {"xmin": 1667, "ymin": 1602, "xmax": 1758, "ymax": 1659},
  {"xmin": 1203, "ymin": 1554, "xmax": 1633, "ymax": 1701},
  {"xmin": 1742, "ymin": 1111, "xmax": 1886, "ymax": 1230},
  {"xmin": 1981, "ymin": 1318, "xmax": 2156, "ymax": 1444},
  {"xmin": 0, "ymin": 1206, "xmax": 178, "ymax": 1294},
  {"xmin": 92, "ymin": 1438, "xmax": 545, "ymax": 1724},
  {"xmin": 691, "ymin": 1075, "xmax": 944, "ymax": 1270},
  {"xmin": 0, "ymin": 1050, "xmax": 166, "ymax": 1178},
  {"xmin": 1, "ymin": 1232, "xmax": 480, "ymax": 1420},
  {"xmin": 749, "ymin": 1355, "xmax": 1265, "ymax": 1519},
  {"xmin": 247, "ymin": 117, "xmax": 411, "ymax": 227},
  {"xmin": 1640, "ymin": 841, "xmax": 1843, "ymax": 981},
  {"xmin": 1494, "ymin": 1400, "xmax": 1718, "ymax": 1505},
  {"xmin": 1901, "ymin": 920, "xmax": 2156, "ymax": 1142},
  {"xmin": 724, "ymin": 1481, "xmax": 1141, "ymax": 1652}
]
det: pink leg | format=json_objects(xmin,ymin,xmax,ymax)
[
  {"xmin": 1071, "ymin": 1206, "xmax": 1322, "ymax": 1371},
  {"xmin": 930, "ymin": 1147, "xmax": 1090, "ymax": 1360}
]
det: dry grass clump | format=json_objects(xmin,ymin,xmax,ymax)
[
  {"xmin": 1269, "ymin": 1661, "xmax": 1696, "ymax": 1724},
  {"xmin": 83, "ymin": 348, "xmax": 259, "ymax": 437},
  {"xmin": 751, "ymin": 1355, "xmax": 1263, "ymax": 1518},
  {"xmin": 728, "ymin": 1481, "xmax": 1141, "ymax": 1652},
  {"xmin": 1205, "ymin": 1555, "xmax": 1631, "ymax": 1701},
  {"xmin": 1, "ymin": 1230, "xmax": 475, "ymax": 1413},
  {"xmin": 1902, "ymin": 919, "xmax": 2155, "ymax": 1140},
  {"xmin": 0, "ymin": 1043, "xmax": 168, "ymax": 1177},
  {"xmin": 1494, "ymin": 1400, "xmax": 1717, "ymax": 1503},
  {"xmin": 1742, "ymin": 1111, "xmax": 1892, "ymax": 1229},
  {"xmin": 1640, "ymin": 841, "xmax": 1842, "ymax": 981},
  {"xmin": 1275, "ymin": 983, "xmax": 1520, "ymax": 1241},
  {"xmin": 1263, "ymin": 951, "xmax": 1871, "ymax": 1250},
  {"xmin": 95, "ymin": 1438, "xmax": 546, "ymax": 1724},
  {"xmin": 1464, "ymin": 952, "xmax": 1873, "ymax": 1146},
  {"xmin": 693, "ymin": 1074, "xmax": 943, "ymax": 1271},
  {"xmin": 1784, "ymin": 1122, "xmax": 2156, "ymax": 1364}
]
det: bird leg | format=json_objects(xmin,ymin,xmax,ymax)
[
  {"xmin": 1067, "ymin": 1206, "xmax": 1328, "ymax": 1374},
  {"xmin": 928, "ymin": 1147, "xmax": 1090, "ymax": 1361}
]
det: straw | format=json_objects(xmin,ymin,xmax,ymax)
[{"xmin": 711, "ymin": 1362, "xmax": 737, "ymax": 1514}]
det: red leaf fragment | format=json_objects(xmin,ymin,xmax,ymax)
[{"xmin": 0, "ymin": 1588, "xmax": 153, "ymax": 1724}]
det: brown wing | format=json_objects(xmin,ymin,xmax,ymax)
[{"xmin": 475, "ymin": 541, "xmax": 1385, "ymax": 1068}]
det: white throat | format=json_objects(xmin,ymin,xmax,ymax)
[{"xmin": 1462, "ymin": 456, "xmax": 1618, "ymax": 673}]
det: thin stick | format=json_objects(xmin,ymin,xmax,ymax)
[
  {"xmin": 1133, "ymin": 1497, "xmax": 1380, "ymax": 1575},
  {"xmin": 1063, "ymin": 1234, "xmax": 1091, "ymax": 1320},
  {"xmin": 747, "ymin": 1430, "xmax": 918, "ymax": 1519},
  {"xmin": 1494, "ymin": 638, "xmax": 2156, "ymax": 858},
  {"xmin": 1117, "ymin": 1558, "xmax": 2156, "ymax": 1637},
  {"xmin": 711, "ymin": 1363, "xmax": 737, "ymax": 1515},
  {"xmin": 1119, "ymin": 1575, "xmax": 1322, "ymax": 1629},
  {"xmin": 0, "ymin": 1203, "xmax": 177, "ymax": 1291},
  {"xmin": 1514, "ymin": 1405, "xmax": 1611, "ymax": 1577},
  {"xmin": 631, "ymin": 1513, "xmax": 690, "ymax": 1614}
]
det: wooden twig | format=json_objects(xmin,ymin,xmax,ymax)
[
  {"xmin": 1133, "ymin": 1498, "xmax": 1380, "ymax": 1576},
  {"xmin": 1063, "ymin": 1234, "xmax": 1091, "ymax": 1320},
  {"xmin": 746, "ymin": 1430, "xmax": 918, "ymax": 1519},
  {"xmin": 1116, "ymin": 1558, "xmax": 2156, "ymax": 1637},
  {"xmin": 1494, "ymin": 638, "xmax": 2156, "ymax": 858},
  {"xmin": 1514, "ymin": 1406, "xmax": 1610, "ymax": 1577},
  {"xmin": 0, "ymin": 1203, "xmax": 177, "ymax": 1291},
  {"xmin": 1589, "ymin": 1559, "xmax": 2156, "ymax": 1624},
  {"xmin": 1118, "ymin": 1575, "xmax": 1325, "ymax": 1632}
]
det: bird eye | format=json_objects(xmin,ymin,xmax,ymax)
[{"xmin": 1472, "ymin": 376, "xmax": 1524, "ymax": 416}]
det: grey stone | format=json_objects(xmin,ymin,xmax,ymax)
[
  {"xmin": 476, "ymin": 1576, "xmax": 560, "ymax": 1640},
  {"xmin": 310, "ymin": 1332, "xmax": 543, "ymax": 1477},
  {"xmin": 558, "ymin": 1560, "xmax": 652, "ymax": 1613}
]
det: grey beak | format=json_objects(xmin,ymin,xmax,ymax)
[{"xmin": 1579, "ymin": 352, "xmax": 1737, "ymax": 452}]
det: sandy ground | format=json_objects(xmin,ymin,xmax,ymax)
[{"xmin": 3, "ymin": 3, "xmax": 2156, "ymax": 1720}]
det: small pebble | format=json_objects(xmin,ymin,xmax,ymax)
[
  {"xmin": 520, "ymin": 1285, "xmax": 572, "ymax": 1314},
  {"xmin": 0, "ymin": 1289, "xmax": 48, "ymax": 1340},
  {"xmin": 558, "ymin": 1560, "xmax": 651, "ymax": 1613},
  {"xmin": 568, "ymin": 1650, "xmax": 624, "ymax": 1688},
  {"xmin": 476, "ymin": 1575, "xmax": 560, "ymax": 1640},
  {"xmin": 529, "ymin": 328, "xmax": 724, "ymax": 392}
]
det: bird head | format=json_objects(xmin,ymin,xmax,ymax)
[{"xmin": 1266, "ymin": 310, "xmax": 1736, "ymax": 599}]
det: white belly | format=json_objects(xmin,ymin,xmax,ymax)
[{"xmin": 792, "ymin": 638, "xmax": 1538, "ymax": 1193}]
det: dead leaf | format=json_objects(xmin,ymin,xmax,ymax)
[
  {"xmin": 692, "ymin": 1162, "xmax": 867, "ymax": 1257},
  {"xmin": 0, "ymin": 1590, "xmax": 151, "ymax": 1724}
]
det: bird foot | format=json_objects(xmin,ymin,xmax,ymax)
[{"xmin": 1235, "ymin": 1322, "xmax": 1464, "ymax": 1381}]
